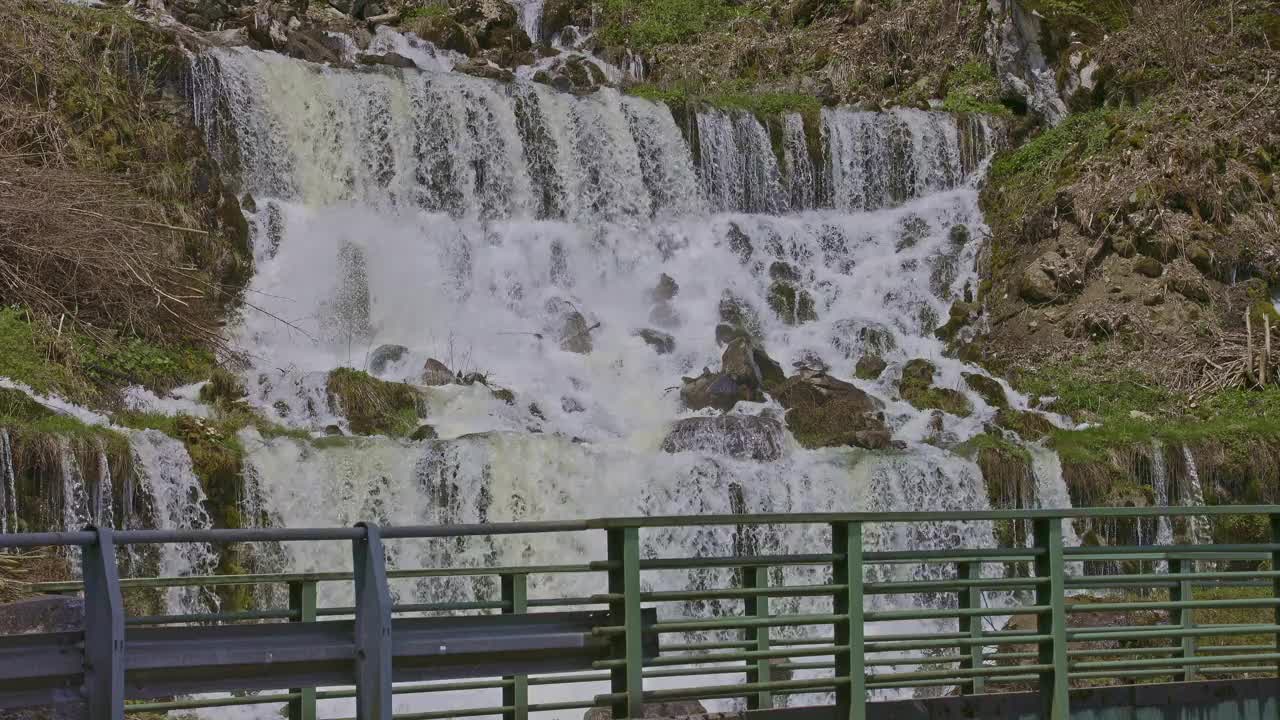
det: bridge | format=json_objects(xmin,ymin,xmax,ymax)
[{"xmin": 1, "ymin": 507, "xmax": 1279, "ymax": 719}]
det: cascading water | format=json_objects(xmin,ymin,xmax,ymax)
[
  {"xmin": 1180, "ymin": 446, "xmax": 1212, "ymax": 546},
  {"xmin": 0, "ymin": 430, "xmax": 16, "ymax": 533},
  {"xmin": 185, "ymin": 40, "xmax": 1039, "ymax": 713}
]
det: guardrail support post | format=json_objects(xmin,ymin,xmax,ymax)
[
  {"xmin": 288, "ymin": 579, "xmax": 318, "ymax": 720},
  {"xmin": 82, "ymin": 526, "xmax": 124, "ymax": 720},
  {"xmin": 832, "ymin": 521, "xmax": 865, "ymax": 720},
  {"xmin": 502, "ymin": 573, "xmax": 529, "ymax": 720},
  {"xmin": 957, "ymin": 560, "xmax": 985, "ymax": 695},
  {"xmin": 607, "ymin": 527, "xmax": 644, "ymax": 719},
  {"xmin": 1271, "ymin": 513, "xmax": 1280, "ymax": 682},
  {"xmin": 353, "ymin": 523, "xmax": 392, "ymax": 720},
  {"xmin": 1033, "ymin": 517, "xmax": 1069, "ymax": 720},
  {"xmin": 743, "ymin": 565, "xmax": 772, "ymax": 710},
  {"xmin": 1167, "ymin": 558, "xmax": 1196, "ymax": 682}
]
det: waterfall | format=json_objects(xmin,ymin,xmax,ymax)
[
  {"xmin": 178, "ymin": 43, "xmax": 1025, "ymax": 713},
  {"xmin": 58, "ymin": 438, "xmax": 91, "ymax": 534},
  {"xmin": 1151, "ymin": 440, "xmax": 1174, "ymax": 547},
  {"xmin": 129, "ymin": 430, "xmax": 219, "ymax": 613},
  {"xmin": 0, "ymin": 430, "xmax": 16, "ymax": 533},
  {"xmin": 94, "ymin": 440, "xmax": 114, "ymax": 528},
  {"xmin": 1180, "ymin": 446, "xmax": 1212, "ymax": 546}
]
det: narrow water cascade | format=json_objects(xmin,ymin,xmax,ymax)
[
  {"xmin": 1151, "ymin": 441, "xmax": 1174, "ymax": 573},
  {"xmin": 128, "ymin": 430, "xmax": 219, "ymax": 613},
  {"xmin": 1180, "ymin": 446, "xmax": 1212, "ymax": 546},
  {"xmin": 57, "ymin": 438, "xmax": 91, "ymax": 534},
  {"xmin": 0, "ymin": 430, "xmax": 15, "ymax": 534},
  {"xmin": 1029, "ymin": 445, "xmax": 1080, "ymax": 546}
]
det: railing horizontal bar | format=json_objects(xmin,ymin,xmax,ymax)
[
  {"xmin": 659, "ymin": 641, "xmax": 754, "ymax": 651},
  {"xmin": 637, "ymin": 645, "xmax": 844, "ymax": 668},
  {"xmin": 1067, "ymin": 598, "xmax": 1280, "ymax": 613},
  {"xmin": 125, "ymin": 691, "xmax": 298, "ymax": 711},
  {"xmin": 589, "ymin": 506, "xmax": 1280, "ymax": 529},
  {"xmin": 641, "ymin": 584, "xmax": 844, "ymax": 601},
  {"xmin": 385, "ymin": 705, "xmax": 514, "ymax": 720},
  {"xmin": 127, "ymin": 609, "xmax": 297, "ymax": 624},
  {"xmin": 868, "ymin": 663, "xmax": 1054, "ymax": 682},
  {"xmin": 1199, "ymin": 644, "xmax": 1278, "ymax": 652},
  {"xmin": 867, "ymin": 674, "xmax": 1040, "ymax": 689},
  {"xmin": 1069, "ymin": 624, "xmax": 1280, "ymax": 641},
  {"xmin": 1197, "ymin": 666, "xmax": 1277, "ymax": 673},
  {"xmin": 775, "ymin": 661, "xmax": 835, "ymax": 671},
  {"xmin": 864, "ymin": 577, "xmax": 1046, "ymax": 593},
  {"xmin": 528, "ymin": 597, "xmax": 606, "ymax": 607},
  {"xmin": 864, "ymin": 606, "xmax": 1047, "ymax": 622},
  {"xmin": 381, "ymin": 521, "xmax": 591, "ymax": 538},
  {"xmin": 1064, "ymin": 571, "xmax": 1280, "ymax": 586},
  {"xmin": 864, "ymin": 548, "xmax": 1043, "ymax": 562},
  {"xmin": 633, "ymin": 554, "xmax": 840, "ymax": 570},
  {"xmin": 1072, "ymin": 652, "xmax": 1280, "ymax": 670},
  {"xmin": 637, "ymin": 677, "xmax": 848, "ymax": 702},
  {"xmin": 1064, "ymin": 543, "xmax": 1280, "ymax": 556},
  {"xmin": 1064, "ymin": 669, "xmax": 1177, "ymax": 680},
  {"xmin": 527, "ymin": 672, "xmax": 609, "ymax": 686},
  {"xmin": 865, "ymin": 634, "xmax": 1052, "ymax": 652},
  {"xmin": 0, "ymin": 530, "xmax": 96, "ymax": 548},
  {"xmin": 527, "ymin": 700, "xmax": 599, "ymax": 712}
]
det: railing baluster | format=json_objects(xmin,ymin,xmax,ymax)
[
  {"xmin": 957, "ymin": 560, "xmax": 985, "ymax": 695},
  {"xmin": 607, "ymin": 527, "xmax": 643, "ymax": 719},
  {"xmin": 1168, "ymin": 557, "xmax": 1196, "ymax": 682},
  {"xmin": 502, "ymin": 573, "xmax": 529, "ymax": 720},
  {"xmin": 743, "ymin": 565, "xmax": 772, "ymax": 710},
  {"xmin": 831, "ymin": 521, "xmax": 865, "ymax": 720},
  {"xmin": 288, "ymin": 579, "xmax": 319, "ymax": 720},
  {"xmin": 82, "ymin": 526, "xmax": 124, "ymax": 720},
  {"xmin": 353, "ymin": 522, "xmax": 392, "ymax": 720},
  {"xmin": 1033, "ymin": 517, "xmax": 1069, "ymax": 720}
]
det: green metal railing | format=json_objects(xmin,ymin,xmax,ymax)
[{"xmin": 20, "ymin": 506, "xmax": 1280, "ymax": 719}]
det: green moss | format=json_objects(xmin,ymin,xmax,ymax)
[
  {"xmin": 402, "ymin": 1, "xmax": 449, "ymax": 19},
  {"xmin": 942, "ymin": 61, "xmax": 1010, "ymax": 116},
  {"xmin": 899, "ymin": 359, "xmax": 973, "ymax": 417},
  {"xmin": 325, "ymin": 368, "xmax": 425, "ymax": 437}
]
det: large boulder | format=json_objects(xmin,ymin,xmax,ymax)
[
  {"xmin": 635, "ymin": 328, "xmax": 675, "ymax": 355},
  {"xmin": 1018, "ymin": 251, "xmax": 1078, "ymax": 304},
  {"xmin": 775, "ymin": 370, "xmax": 891, "ymax": 450},
  {"xmin": 533, "ymin": 55, "xmax": 609, "ymax": 93},
  {"xmin": 422, "ymin": 358, "xmax": 454, "ymax": 385},
  {"xmin": 680, "ymin": 370, "xmax": 757, "ymax": 412},
  {"xmin": 540, "ymin": 0, "xmax": 592, "ymax": 43},
  {"xmin": 661, "ymin": 415, "xmax": 785, "ymax": 462}
]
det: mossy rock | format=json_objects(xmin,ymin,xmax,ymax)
[
  {"xmin": 963, "ymin": 373, "xmax": 1008, "ymax": 409},
  {"xmin": 934, "ymin": 302, "xmax": 979, "ymax": 342},
  {"xmin": 855, "ymin": 354, "xmax": 887, "ymax": 381},
  {"xmin": 199, "ymin": 367, "xmax": 247, "ymax": 406},
  {"xmin": 899, "ymin": 359, "xmax": 973, "ymax": 417},
  {"xmin": 767, "ymin": 281, "xmax": 817, "ymax": 325},
  {"xmin": 325, "ymin": 367, "xmax": 424, "ymax": 437},
  {"xmin": 786, "ymin": 396, "xmax": 891, "ymax": 450},
  {"xmin": 994, "ymin": 407, "xmax": 1055, "ymax": 441}
]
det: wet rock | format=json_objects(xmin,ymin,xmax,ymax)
[
  {"xmin": 584, "ymin": 701, "xmax": 707, "ymax": 720},
  {"xmin": 407, "ymin": 14, "xmax": 476, "ymax": 54},
  {"xmin": 962, "ymin": 373, "xmax": 1008, "ymax": 409},
  {"xmin": 775, "ymin": 370, "xmax": 890, "ymax": 450},
  {"xmin": 491, "ymin": 387, "xmax": 516, "ymax": 404},
  {"xmin": 409, "ymin": 424, "xmax": 438, "ymax": 441},
  {"xmin": 831, "ymin": 319, "xmax": 897, "ymax": 359},
  {"xmin": 454, "ymin": 60, "xmax": 515, "ymax": 82},
  {"xmin": 451, "ymin": 0, "xmax": 528, "ymax": 50},
  {"xmin": 561, "ymin": 396, "xmax": 585, "ymax": 413},
  {"xmin": 854, "ymin": 354, "xmax": 887, "ymax": 380},
  {"xmin": 1133, "ymin": 256, "xmax": 1164, "ymax": 278},
  {"xmin": 719, "ymin": 292, "xmax": 762, "ymax": 341},
  {"xmin": 680, "ymin": 371, "xmax": 759, "ymax": 412},
  {"xmin": 422, "ymin": 358, "xmax": 454, "ymax": 385},
  {"xmin": 648, "ymin": 302, "xmax": 681, "ymax": 329},
  {"xmin": 359, "ymin": 51, "xmax": 418, "ymax": 69},
  {"xmin": 324, "ymin": 424, "xmax": 344, "ymax": 436},
  {"xmin": 994, "ymin": 408, "xmax": 1055, "ymax": 441},
  {"xmin": 725, "ymin": 222, "xmax": 753, "ymax": 263},
  {"xmin": 949, "ymin": 224, "xmax": 971, "ymax": 246},
  {"xmin": 541, "ymin": 0, "xmax": 592, "ymax": 43},
  {"xmin": 535, "ymin": 54, "xmax": 608, "ymax": 93},
  {"xmin": 559, "ymin": 311, "xmax": 595, "ymax": 354},
  {"xmin": 649, "ymin": 273, "xmax": 679, "ymax": 302},
  {"xmin": 660, "ymin": 416, "xmax": 785, "ymax": 462},
  {"xmin": 899, "ymin": 359, "xmax": 972, "ymax": 417},
  {"xmin": 722, "ymin": 337, "xmax": 762, "ymax": 387},
  {"xmin": 635, "ymin": 328, "xmax": 675, "ymax": 355},
  {"xmin": 368, "ymin": 344, "xmax": 409, "ymax": 376},
  {"xmin": 769, "ymin": 261, "xmax": 800, "ymax": 282},
  {"xmin": 790, "ymin": 350, "xmax": 829, "ymax": 375},
  {"xmin": 715, "ymin": 323, "xmax": 747, "ymax": 346}
]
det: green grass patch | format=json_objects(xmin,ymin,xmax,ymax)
[
  {"xmin": 597, "ymin": 0, "xmax": 760, "ymax": 48},
  {"xmin": 325, "ymin": 368, "xmax": 425, "ymax": 437}
]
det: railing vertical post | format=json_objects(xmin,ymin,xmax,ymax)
[
  {"xmin": 831, "ymin": 521, "xmax": 865, "ymax": 720},
  {"xmin": 1033, "ymin": 517, "xmax": 1069, "ymax": 720},
  {"xmin": 1271, "ymin": 513, "xmax": 1280, "ymax": 681},
  {"xmin": 957, "ymin": 560, "xmax": 985, "ymax": 695},
  {"xmin": 743, "ymin": 565, "xmax": 772, "ymax": 710},
  {"xmin": 82, "ymin": 526, "xmax": 124, "ymax": 720},
  {"xmin": 1168, "ymin": 558, "xmax": 1196, "ymax": 682},
  {"xmin": 288, "ymin": 579, "xmax": 318, "ymax": 720},
  {"xmin": 502, "ymin": 573, "xmax": 529, "ymax": 720},
  {"xmin": 607, "ymin": 527, "xmax": 643, "ymax": 719},
  {"xmin": 352, "ymin": 523, "xmax": 392, "ymax": 720}
]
